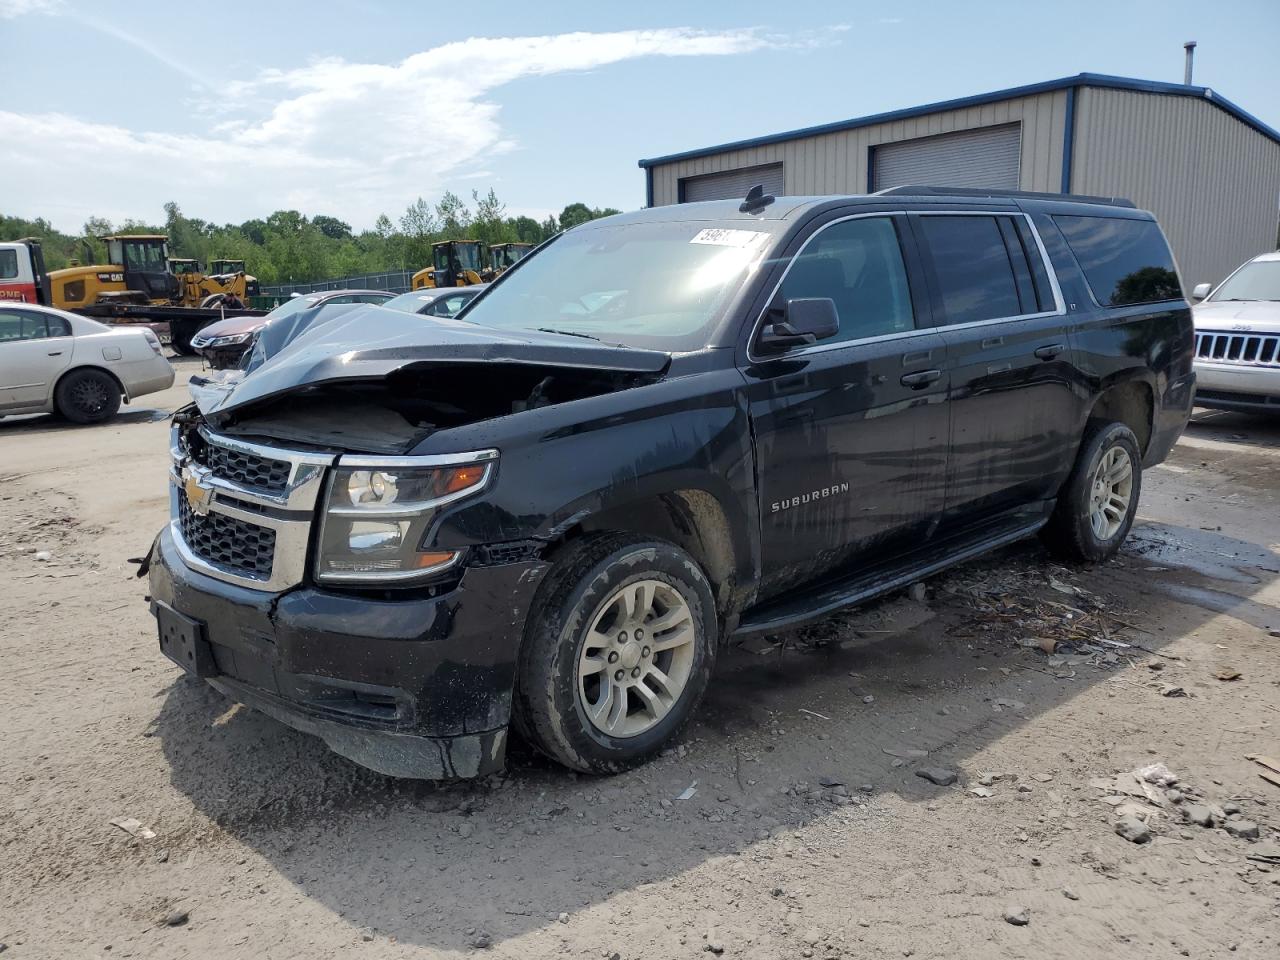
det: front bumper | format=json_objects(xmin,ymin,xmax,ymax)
[
  {"xmin": 148, "ymin": 525, "xmax": 549, "ymax": 778},
  {"xmin": 1193, "ymin": 360, "xmax": 1280, "ymax": 412}
]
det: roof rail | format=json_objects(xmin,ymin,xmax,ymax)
[{"xmin": 873, "ymin": 185, "xmax": 1136, "ymax": 208}]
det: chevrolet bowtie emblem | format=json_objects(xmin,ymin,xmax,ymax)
[{"xmin": 183, "ymin": 466, "xmax": 214, "ymax": 516}]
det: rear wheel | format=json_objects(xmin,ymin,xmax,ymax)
[
  {"xmin": 514, "ymin": 533, "xmax": 717, "ymax": 773},
  {"xmin": 1042, "ymin": 421, "xmax": 1142, "ymax": 562},
  {"xmin": 55, "ymin": 369, "xmax": 121, "ymax": 424}
]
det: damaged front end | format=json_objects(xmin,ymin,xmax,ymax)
[{"xmin": 150, "ymin": 304, "xmax": 672, "ymax": 778}]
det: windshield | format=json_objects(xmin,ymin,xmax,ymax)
[
  {"xmin": 122, "ymin": 241, "xmax": 167, "ymax": 272},
  {"xmin": 383, "ymin": 291, "xmax": 440, "ymax": 313},
  {"xmin": 1211, "ymin": 260, "xmax": 1280, "ymax": 302},
  {"xmin": 461, "ymin": 220, "xmax": 779, "ymax": 351}
]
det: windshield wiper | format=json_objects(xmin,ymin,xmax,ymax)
[{"xmin": 535, "ymin": 327, "xmax": 602, "ymax": 342}]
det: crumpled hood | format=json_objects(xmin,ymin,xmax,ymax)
[
  {"xmin": 1193, "ymin": 299, "xmax": 1280, "ymax": 332},
  {"xmin": 194, "ymin": 302, "xmax": 670, "ymax": 417}
]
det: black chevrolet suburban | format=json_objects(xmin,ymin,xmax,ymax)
[{"xmin": 146, "ymin": 186, "xmax": 1194, "ymax": 778}]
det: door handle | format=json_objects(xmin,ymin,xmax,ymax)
[
  {"xmin": 1034, "ymin": 343, "xmax": 1065, "ymax": 361},
  {"xmin": 47, "ymin": 351, "xmax": 63, "ymax": 357},
  {"xmin": 900, "ymin": 369, "xmax": 941, "ymax": 389}
]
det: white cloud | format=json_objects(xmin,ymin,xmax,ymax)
[
  {"xmin": 1, "ymin": 27, "xmax": 786, "ymax": 231},
  {"xmin": 0, "ymin": 0, "xmax": 61, "ymax": 17}
]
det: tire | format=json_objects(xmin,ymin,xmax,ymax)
[
  {"xmin": 54, "ymin": 369, "xmax": 121, "ymax": 424},
  {"xmin": 514, "ymin": 533, "xmax": 718, "ymax": 774},
  {"xmin": 1041, "ymin": 421, "xmax": 1142, "ymax": 563}
]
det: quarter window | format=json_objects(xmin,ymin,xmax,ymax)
[
  {"xmin": 777, "ymin": 217, "xmax": 915, "ymax": 343},
  {"xmin": 916, "ymin": 216, "xmax": 1022, "ymax": 325},
  {"xmin": 1053, "ymin": 215, "xmax": 1181, "ymax": 307}
]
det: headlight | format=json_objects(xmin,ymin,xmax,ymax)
[
  {"xmin": 315, "ymin": 451, "xmax": 497, "ymax": 583},
  {"xmin": 206, "ymin": 332, "xmax": 253, "ymax": 347}
]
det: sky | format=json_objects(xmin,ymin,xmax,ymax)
[{"xmin": 2, "ymin": 0, "xmax": 1278, "ymax": 234}]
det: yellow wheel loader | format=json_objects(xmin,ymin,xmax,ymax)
[
  {"xmin": 483, "ymin": 242, "xmax": 532, "ymax": 281},
  {"xmin": 411, "ymin": 240, "xmax": 484, "ymax": 290},
  {"xmin": 1, "ymin": 237, "xmax": 264, "ymax": 354}
]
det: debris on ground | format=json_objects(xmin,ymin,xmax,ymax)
[
  {"xmin": 1214, "ymin": 667, "xmax": 1242, "ymax": 681},
  {"xmin": 1114, "ymin": 816, "xmax": 1152, "ymax": 844},
  {"xmin": 916, "ymin": 767, "xmax": 958, "ymax": 786},
  {"xmin": 938, "ymin": 563, "xmax": 1148, "ymax": 671},
  {"xmin": 1002, "ymin": 905, "xmax": 1031, "ymax": 926},
  {"xmin": 1137, "ymin": 763, "xmax": 1178, "ymax": 788},
  {"xmin": 1245, "ymin": 841, "xmax": 1280, "ymax": 865},
  {"xmin": 907, "ymin": 582, "xmax": 927, "ymax": 602},
  {"xmin": 159, "ymin": 909, "xmax": 189, "ymax": 927},
  {"xmin": 1246, "ymin": 755, "xmax": 1280, "ymax": 790},
  {"xmin": 1182, "ymin": 804, "xmax": 1214, "ymax": 827},
  {"xmin": 1223, "ymin": 819, "xmax": 1260, "ymax": 841},
  {"xmin": 109, "ymin": 816, "xmax": 156, "ymax": 840},
  {"xmin": 676, "ymin": 782, "xmax": 698, "ymax": 801},
  {"xmin": 1159, "ymin": 684, "xmax": 1187, "ymax": 697}
]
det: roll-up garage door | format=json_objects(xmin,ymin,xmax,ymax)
[
  {"xmin": 872, "ymin": 123, "xmax": 1021, "ymax": 191},
  {"xmin": 680, "ymin": 163, "xmax": 785, "ymax": 203}
]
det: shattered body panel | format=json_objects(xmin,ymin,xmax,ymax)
[{"xmin": 148, "ymin": 525, "xmax": 548, "ymax": 778}]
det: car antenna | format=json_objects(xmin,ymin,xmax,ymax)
[{"xmin": 739, "ymin": 184, "xmax": 776, "ymax": 214}]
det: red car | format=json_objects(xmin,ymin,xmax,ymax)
[{"xmin": 189, "ymin": 289, "xmax": 393, "ymax": 368}]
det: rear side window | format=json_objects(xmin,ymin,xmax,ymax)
[
  {"xmin": 0, "ymin": 310, "xmax": 55, "ymax": 341},
  {"xmin": 778, "ymin": 217, "xmax": 915, "ymax": 343},
  {"xmin": 0, "ymin": 249, "xmax": 18, "ymax": 280},
  {"xmin": 1053, "ymin": 215, "xmax": 1182, "ymax": 307},
  {"xmin": 916, "ymin": 216, "xmax": 1023, "ymax": 325}
]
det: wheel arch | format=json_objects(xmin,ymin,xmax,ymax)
[
  {"xmin": 1086, "ymin": 377, "xmax": 1154, "ymax": 455},
  {"xmin": 560, "ymin": 488, "xmax": 749, "ymax": 623}
]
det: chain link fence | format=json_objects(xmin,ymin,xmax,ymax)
[{"xmin": 260, "ymin": 270, "xmax": 415, "ymax": 300}]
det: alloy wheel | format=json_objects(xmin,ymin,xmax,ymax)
[
  {"xmin": 1088, "ymin": 444, "xmax": 1133, "ymax": 540},
  {"xmin": 577, "ymin": 578, "xmax": 696, "ymax": 738}
]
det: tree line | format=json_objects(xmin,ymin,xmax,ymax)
[{"xmin": 1, "ymin": 189, "xmax": 622, "ymax": 284}]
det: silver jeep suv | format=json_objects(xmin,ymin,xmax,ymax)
[{"xmin": 1191, "ymin": 251, "xmax": 1280, "ymax": 413}]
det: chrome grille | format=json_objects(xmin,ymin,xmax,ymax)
[
  {"xmin": 170, "ymin": 426, "xmax": 334, "ymax": 592},
  {"xmin": 203, "ymin": 441, "xmax": 291, "ymax": 493},
  {"xmin": 1194, "ymin": 330, "xmax": 1280, "ymax": 367},
  {"xmin": 178, "ymin": 496, "xmax": 276, "ymax": 578}
]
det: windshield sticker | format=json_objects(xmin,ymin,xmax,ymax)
[{"xmin": 689, "ymin": 228, "xmax": 769, "ymax": 248}]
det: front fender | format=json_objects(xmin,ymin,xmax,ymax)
[{"xmin": 420, "ymin": 365, "xmax": 760, "ymax": 595}]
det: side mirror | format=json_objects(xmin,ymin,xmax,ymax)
[
  {"xmin": 757, "ymin": 298, "xmax": 840, "ymax": 352},
  {"xmin": 1190, "ymin": 282, "xmax": 1212, "ymax": 302}
]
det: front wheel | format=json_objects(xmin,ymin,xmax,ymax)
[
  {"xmin": 514, "ymin": 534, "xmax": 718, "ymax": 773},
  {"xmin": 1041, "ymin": 421, "xmax": 1142, "ymax": 562}
]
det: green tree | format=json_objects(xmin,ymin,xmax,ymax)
[
  {"xmin": 435, "ymin": 191, "xmax": 472, "ymax": 236},
  {"xmin": 400, "ymin": 197, "xmax": 438, "ymax": 268},
  {"xmin": 312, "ymin": 215, "xmax": 353, "ymax": 241}
]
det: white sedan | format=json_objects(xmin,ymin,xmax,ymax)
[{"xmin": 0, "ymin": 302, "xmax": 175, "ymax": 423}]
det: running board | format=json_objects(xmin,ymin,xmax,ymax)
[{"xmin": 733, "ymin": 518, "xmax": 1047, "ymax": 638}]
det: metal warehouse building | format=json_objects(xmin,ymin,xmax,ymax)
[{"xmin": 639, "ymin": 73, "xmax": 1280, "ymax": 287}]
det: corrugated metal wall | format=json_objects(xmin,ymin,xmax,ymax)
[
  {"xmin": 648, "ymin": 91, "xmax": 1069, "ymax": 205},
  {"xmin": 1072, "ymin": 87, "xmax": 1280, "ymax": 286}
]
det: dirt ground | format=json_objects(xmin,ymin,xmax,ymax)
[{"xmin": 2, "ymin": 357, "xmax": 1278, "ymax": 960}]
